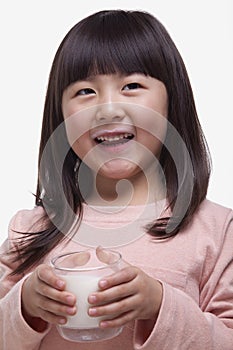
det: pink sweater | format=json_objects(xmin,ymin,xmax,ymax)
[{"xmin": 0, "ymin": 199, "xmax": 233, "ymax": 349}]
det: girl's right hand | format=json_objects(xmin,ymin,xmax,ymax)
[{"xmin": 21, "ymin": 264, "xmax": 76, "ymax": 329}]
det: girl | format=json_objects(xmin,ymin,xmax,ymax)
[{"xmin": 0, "ymin": 9, "xmax": 232, "ymax": 350}]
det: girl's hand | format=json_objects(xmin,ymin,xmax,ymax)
[
  {"xmin": 87, "ymin": 265, "xmax": 163, "ymax": 329},
  {"xmin": 21, "ymin": 264, "xmax": 76, "ymax": 330}
]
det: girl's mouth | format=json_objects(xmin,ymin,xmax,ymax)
[{"xmin": 95, "ymin": 133, "xmax": 134, "ymax": 146}]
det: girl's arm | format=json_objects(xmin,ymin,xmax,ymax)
[
  {"xmin": 0, "ymin": 210, "xmax": 49, "ymax": 350},
  {"xmin": 88, "ymin": 213, "xmax": 233, "ymax": 349},
  {"xmin": 0, "ymin": 241, "xmax": 49, "ymax": 349},
  {"xmin": 134, "ymin": 240, "xmax": 233, "ymax": 350},
  {"xmin": 0, "ymin": 209, "xmax": 78, "ymax": 350}
]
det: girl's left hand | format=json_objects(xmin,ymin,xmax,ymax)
[{"xmin": 87, "ymin": 265, "xmax": 163, "ymax": 328}]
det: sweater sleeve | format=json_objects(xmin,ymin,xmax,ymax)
[
  {"xmin": 0, "ymin": 210, "xmax": 50, "ymax": 350},
  {"xmin": 134, "ymin": 211, "xmax": 233, "ymax": 350}
]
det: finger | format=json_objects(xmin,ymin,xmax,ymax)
[
  {"xmin": 95, "ymin": 246, "xmax": 119, "ymax": 264},
  {"xmin": 37, "ymin": 294, "xmax": 77, "ymax": 318},
  {"xmin": 89, "ymin": 294, "xmax": 137, "ymax": 318},
  {"xmin": 96, "ymin": 247, "xmax": 129, "ymax": 271},
  {"xmin": 37, "ymin": 264, "xmax": 66, "ymax": 290},
  {"xmin": 38, "ymin": 307, "xmax": 68, "ymax": 326},
  {"xmin": 89, "ymin": 277, "xmax": 136, "ymax": 307},
  {"xmin": 62, "ymin": 251, "xmax": 91, "ymax": 268},
  {"xmin": 37, "ymin": 283, "xmax": 76, "ymax": 306},
  {"xmin": 98, "ymin": 266, "xmax": 138, "ymax": 290},
  {"xmin": 100, "ymin": 310, "xmax": 137, "ymax": 328}
]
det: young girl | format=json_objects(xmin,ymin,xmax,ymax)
[{"xmin": 0, "ymin": 9, "xmax": 232, "ymax": 350}]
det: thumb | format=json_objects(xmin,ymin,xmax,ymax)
[{"xmin": 95, "ymin": 246, "xmax": 130, "ymax": 269}]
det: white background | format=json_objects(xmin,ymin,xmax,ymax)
[{"xmin": 0, "ymin": 0, "xmax": 232, "ymax": 244}]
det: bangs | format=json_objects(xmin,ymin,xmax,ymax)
[{"xmin": 59, "ymin": 10, "xmax": 166, "ymax": 89}]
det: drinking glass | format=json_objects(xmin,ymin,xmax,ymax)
[{"xmin": 51, "ymin": 248, "xmax": 123, "ymax": 342}]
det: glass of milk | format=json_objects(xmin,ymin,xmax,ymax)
[{"xmin": 51, "ymin": 248, "xmax": 123, "ymax": 342}]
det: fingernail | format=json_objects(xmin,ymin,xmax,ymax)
[
  {"xmin": 89, "ymin": 295, "xmax": 97, "ymax": 303},
  {"xmin": 66, "ymin": 295, "xmax": 75, "ymax": 305},
  {"xmin": 56, "ymin": 280, "xmax": 65, "ymax": 289},
  {"xmin": 59, "ymin": 318, "xmax": 66, "ymax": 324},
  {"xmin": 66, "ymin": 306, "xmax": 76, "ymax": 315},
  {"xmin": 89, "ymin": 308, "xmax": 97, "ymax": 316},
  {"xmin": 99, "ymin": 279, "xmax": 108, "ymax": 288}
]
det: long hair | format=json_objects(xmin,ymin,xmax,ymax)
[{"xmin": 10, "ymin": 10, "xmax": 211, "ymax": 274}]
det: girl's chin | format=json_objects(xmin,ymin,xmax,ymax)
[{"xmin": 98, "ymin": 160, "xmax": 140, "ymax": 179}]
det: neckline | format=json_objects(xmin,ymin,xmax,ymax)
[{"xmin": 82, "ymin": 199, "xmax": 167, "ymax": 223}]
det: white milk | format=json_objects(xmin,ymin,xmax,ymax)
[{"xmin": 63, "ymin": 274, "xmax": 103, "ymax": 329}]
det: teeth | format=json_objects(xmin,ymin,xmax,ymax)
[{"xmin": 96, "ymin": 133, "xmax": 133, "ymax": 142}]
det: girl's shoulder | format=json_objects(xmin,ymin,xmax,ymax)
[
  {"xmin": 190, "ymin": 198, "xmax": 233, "ymax": 235},
  {"xmin": 198, "ymin": 198, "xmax": 232, "ymax": 219},
  {"xmin": 9, "ymin": 206, "xmax": 46, "ymax": 237}
]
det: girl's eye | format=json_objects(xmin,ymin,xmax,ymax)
[
  {"xmin": 76, "ymin": 88, "xmax": 95, "ymax": 96},
  {"xmin": 122, "ymin": 83, "xmax": 142, "ymax": 91}
]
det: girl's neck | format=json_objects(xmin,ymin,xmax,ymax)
[{"xmin": 85, "ymin": 167, "xmax": 165, "ymax": 207}]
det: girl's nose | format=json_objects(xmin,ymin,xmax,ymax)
[{"xmin": 95, "ymin": 102, "xmax": 126, "ymax": 122}]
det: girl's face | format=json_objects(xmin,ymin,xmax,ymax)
[{"xmin": 62, "ymin": 73, "xmax": 168, "ymax": 184}]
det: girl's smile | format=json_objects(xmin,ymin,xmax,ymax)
[{"xmin": 90, "ymin": 124, "xmax": 136, "ymax": 154}]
